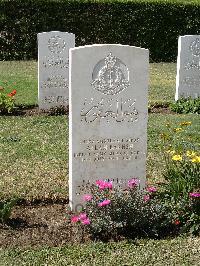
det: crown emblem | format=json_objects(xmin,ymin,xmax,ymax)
[
  {"xmin": 48, "ymin": 35, "xmax": 66, "ymax": 54},
  {"xmin": 190, "ymin": 38, "xmax": 200, "ymax": 57},
  {"xmin": 91, "ymin": 52, "xmax": 130, "ymax": 95}
]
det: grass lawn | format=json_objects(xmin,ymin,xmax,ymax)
[
  {"xmin": 0, "ymin": 61, "xmax": 199, "ymax": 264},
  {"xmin": 0, "ymin": 61, "xmax": 176, "ymax": 106},
  {"xmin": 1, "ymin": 237, "xmax": 200, "ymax": 266},
  {"xmin": 0, "ymin": 113, "xmax": 199, "ymax": 200}
]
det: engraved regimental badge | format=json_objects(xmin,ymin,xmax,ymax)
[
  {"xmin": 48, "ymin": 35, "xmax": 66, "ymax": 54},
  {"xmin": 91, "ymin": 52, "xmax": 130, "ymax": 95},
  {"xmin": 190, "ymin": 38, "xmax": 200, "ymax": 57}
]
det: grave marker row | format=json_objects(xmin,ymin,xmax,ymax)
[{"xmin": 38, "ymin": 32, "xmax": 200, "ymax": 111}]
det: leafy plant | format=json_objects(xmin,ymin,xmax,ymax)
[
  {"xmin": 160, "ymin": 121, "xmax": 200, "ymax": 201},
  {"xmin": 170, "ymin": 97, "xmax": 200, "ymax": 114},
  {"xmin": 159, "ymin": 121, "xmax": 200, "ymax": 235},
  {"xmin": 0, "ymin": 197, "xmax": 18, "ymax": 224},
  {"xmin": 0, "ymin": 81, "xmax": 17, "ymax": 114},
  {"xmin": 69, "ymin": 180, "xmax": 175, "ymax": 240}
]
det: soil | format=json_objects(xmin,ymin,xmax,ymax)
[
  {"xmin": 149, "ymin": 106, "xmax": 175, "ymax": 114},
  {"xmin": 1, "ymin": 105, "xmax": 174, "ymax": 116},
  {"xmin": 0, "ymin": 201, "xmax": 88, "ymax": 249},
  {"xmin": 1, "ymin": 106, "xmax": 69, "ymax": 116}
]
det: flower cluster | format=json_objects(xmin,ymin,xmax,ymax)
[
  {"xmin": 144, "ymin": 186, "xmax": 157, "ymax": 202},
  {"xmin": 189, "ymin": 192, "xmax": 200, "ymax": 198},
  {"xmin": 7, "ymin": 89, "xmax": 17, "ymax": 97},
  {"xmin": 128, "ymin": 178, "xmax": 140, "ymax": 188},
  {"xmin": 71, "ymin": 212, "xmax": 90, "ymax": 225},
  {"xmin": 70, "ymin": 178, "xmax": 158, "ymax": 226},
  {"xmin": 95, "ymin": 180, "xmax": 113, "ymax": 190},
  {"xmin": 0, "ymin": 84, "xmax": 17, "ymax": 114},
  {"xmin": 167, "ymin": 149, "xmax": 200, "ymax": 163}
]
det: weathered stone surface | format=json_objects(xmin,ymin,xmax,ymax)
[
  {"xmin": 69, "ymin": 44, "xmax": 149, "ymax": 210},
  {"xmin": 176, "ymin": 35, "xmax": 200, "ymax": 100},
  {"xmin": 38, "ymin": 31, "xmax": 75, "ymax": 109}
]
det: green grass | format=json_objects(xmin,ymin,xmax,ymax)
[
  {"xmin": 1, "ymin": 237, "xmax": 200, "ymax": 266},
  {"xmin": 0, "ymin": 116, "xmax": 68, "ymax": 200},
  {"xmin": 0, "ymin": 61, "xmax": 199, "ymax": 263},
  {"xmin": 0, "ymin": 61, "xmax": 37, "ymax": 107},
  {"xmin": 0, "ymin": 61, "xmax": 176, "ymax": 107},
  {"xmin": 0, "ymin": 114, "xmax": 199, "ymax": 200},
  {"xmin": 149, "ymin": 63, "xmax": 176, "ymax": 104}
]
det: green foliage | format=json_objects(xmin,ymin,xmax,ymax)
[
  {"xmin": 170, "ymin": 97, "xmax": 200, "ymax": 114},
  {"xmin": 1, "ymin": 0, "xmax": 200, "ymax": 61},
  {"xmin": 0, "ymin": 92, "xmax": 15, "ymax": 113},
  {"xmin": 0, "ymin": 197, "xmax": 18, "ymax": 223},
  {"xmin": 159, "ymin": 121, "xmax": 200, "ymax": 235},
  {"xmin": 70, "ymin": 182, "xmax": 174, "ymax": 240},
  {"xmin": 0, "ymin": 80, "xmax": 17, "ymax": 113},
  {"xmin": 160, "ymin": 121, "xmax": 200, "ymax": 201}
]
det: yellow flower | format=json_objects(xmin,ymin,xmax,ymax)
[
  {"xmin": 172, "ymin": 154, "xmax": 182, "ymax": 161},
  {"xmin": 191, "ymin": 156, "xmax": 200, "ymax": 163},
  {"xmin": 180, "ymin": 121, "xmax": 192, "ymax": 126},
  {"xmin": 173, "ymin": 128, "xmax": 183, "ymax": 132},
  {"xmin": 186, "ymin": 150, "xmax": 196, "ymax": 157}
]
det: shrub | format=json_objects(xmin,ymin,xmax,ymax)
[
  {"xmin": 170, "ymin": 97, "xmax": 200, "ymax": 114},
  {"xmin": 0, "ymin": 91, "xmax": 16, "ymax": 114},
  {"xmin": 0, "ymin": 197, "xmax": 18, "ymax": 224},
  {"xmin": 0, "ymin": 81, "xmax": 17, "ymax": 114},
  {"xmin": 1, "ymin": 0, "xmax": 200, "ymax": 61},
  {"xmin": 69, "ymin": 179, "xmax": 175, "ymax": 240},
  {"xmin": 160, "ymin": 121, "xmax": 200, "ymax": 201},
  {"xmin": 160, "ymin": 121, "xmax": 200, "ymax": 235}
]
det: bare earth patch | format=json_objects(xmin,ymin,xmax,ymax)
[
  {"xmin": 1, "ymin": 105, "xmax": 174, "ymax": 117},
  {"xmin": 0, "ymin": 202, "xmax": 87, "ymax": 249}
]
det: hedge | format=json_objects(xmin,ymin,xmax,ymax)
[{"xmin": 1, "ymin": 0, "xmax": 200, "ymax": 62}]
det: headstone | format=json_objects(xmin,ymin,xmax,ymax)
[
  {"xmin": 176, "ymin": 35, "xmax": 200, "ymax": 100},
  {"xmin": 69, "ymin": 44, "xmax": 149, "ymax": 210},
  {"xmin": 38, "ymin": 31, "xmax": 75, "ymax": 109}
]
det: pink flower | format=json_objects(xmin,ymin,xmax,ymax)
[
  {"xmin": 147, "ymin": 186, "xmax": 157, "ymax": 193},
  {"xmin": 71, "ymin": 215, "xmax": 79, "ymax": 223},
  {"xmin": 83, "ymin": 194, "xmax": 93, "ymax": 201},
  {"xmin": 79, "ymin": 213, "xmax": 87, "ymax": 221},
  {"xmin": 98, "ymin": 199, "xmax": 111, "ymax": 207},
  {"xmin": 174, "ymin": 220, "xmax": 181, "ymax": 225},
  {"xmin": 189, "ymin": 192, "xmax": 200, "ymax": 198},
  {"xmin": 144, "ymin": 195, "xmax": 150, "ymax": 202},
  {"xmin": 106, "ymin": 181, "xmax": 113, "ymax": 189},
  {"xmin": 96, "ymin": 180, "xmax": 104, "ymax": 186},
  {"xmin": 128, "ymin": 178, "xmax": 140, "ymax": 188},
  {"xmin": 96, "ymin": 180, "xmax": 112, "ymax": 190},
  {"xmin": 81, "ymin": 218, "xmax": 91, "ymax": 225}
]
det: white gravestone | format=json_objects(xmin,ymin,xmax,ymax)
[
  {"xmin": 69, "ymin": 44, "xmax": 149, "ymax": 210},
  {"xmin": 176, "ymin": 35, "xmax": 200, "ymax": 100},
  {"xmin": 38, "ymin": 31, "xmax": 75, "ymax": 109}
]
